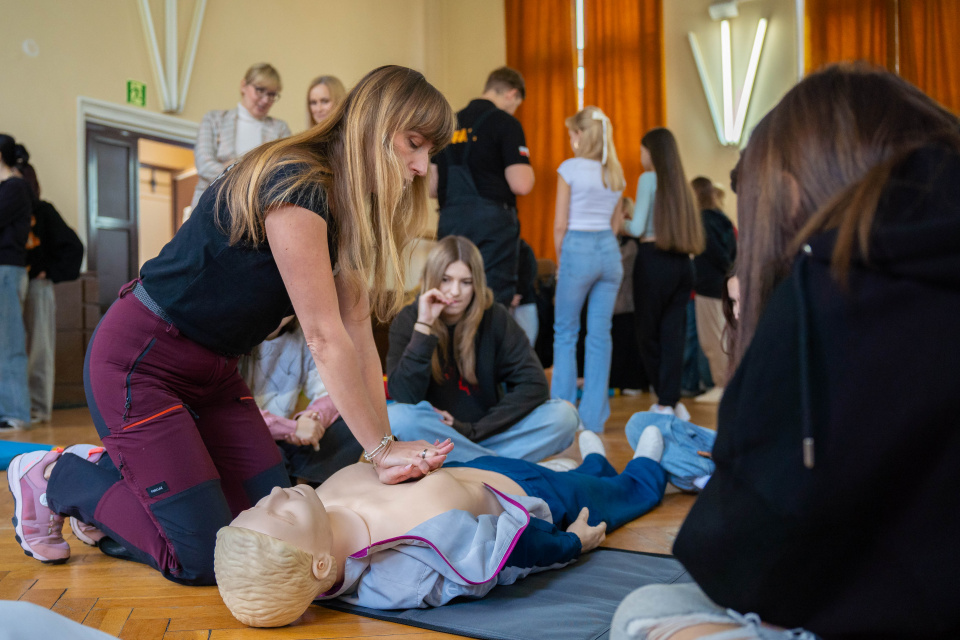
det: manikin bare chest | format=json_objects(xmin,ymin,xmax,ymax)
[{"xmin": 316, "ymin": 464, "xmax": 524, "ymax": 546}]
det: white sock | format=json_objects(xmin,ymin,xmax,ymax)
[
  {"xmin": 578, "ymin": 430, "xmax": 606, "ymax": 460},
  {"xmin": 633, "ymin": 426, "xmax": 664, "ymax": 463},
  {"xmin": 538, "ymin": 458, "xmax": 579, "ymax": 472}
]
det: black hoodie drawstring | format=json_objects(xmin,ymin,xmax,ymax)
[{"xmin": 794, "ymin": 246, "xmax": 816, "ymax": 469}]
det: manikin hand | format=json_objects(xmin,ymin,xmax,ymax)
[
  {"xmin": 566, "ymin": 507, "xmax": 607, "ymax": 552},
  {"xmin": 433, "ymin": 408, "xmax": 455, "ymax": 426},
  {"xmin": 417, "ymin": 288, "xmax": 453, "ymax": 326},
  {"xmin": 375, "ymin": 438, "xmax": 455, "ymax": 484},
  {"xmin": 288, "ymin": 413, "xmax": 325, "ymax": 450}
]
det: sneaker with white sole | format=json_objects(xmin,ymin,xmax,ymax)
[
  {"xmin": 62, "ymin": 444, "xmax": 107, "ymax": 546},
  {"xmin": 674, "ymin": 402, "xmax": 691, "ymax": 422},
  {"xmin": 7, "ymin": 448, "xmax": 70, "ymax": 564},
  {"xmin": 649, "ymin": 403, "xmax": 675, "ymax": 416}
]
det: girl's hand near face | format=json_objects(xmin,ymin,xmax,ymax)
[{"xmin": 417, "ymin": 288, "xmax": 453, "ymax": 327}]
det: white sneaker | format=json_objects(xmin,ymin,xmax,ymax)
[
  {"xmin": 649, "ymin": 403, "xmax": 675, "ymax": 416},
  {"xmin": 674, "ymin": 402, "xmax": 691, "ymax": 422},
  {"xmin": 621, "ymin": 388, "xmax": 644, "ymax": 397},
  {"xmin": 695, "ymin": 387, "xmax": 724, "ymax": 404},
  {"xmin": 538, "ymin": 458, "xmax": 579, "ymax": 472},
  {"xmin": 578, "ymin": 431, "xmax": 606, "ymax": 460},
  {"xmin": 633, "ymin": 426, "xmax": 664, "ymax": 463}
]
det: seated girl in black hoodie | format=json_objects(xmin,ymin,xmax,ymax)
[{"xmin": 612, "ymin": 64, "xmax": 960, "ymax": 640}]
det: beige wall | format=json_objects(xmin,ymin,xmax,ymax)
[
  {"xmin": 664, "ymin": 0, "xmax": 800, "ymax": 221},
  {"xmin": 2, "ymin": 0, "xmax": 506, "ymax": 233}
]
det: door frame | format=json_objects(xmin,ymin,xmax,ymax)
[{"xmin": 76, "ymin": 97, "xmax": 198, "ymax": 268}]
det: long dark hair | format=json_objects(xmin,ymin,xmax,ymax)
[
  {"xmin": 732, "ymin": 63, "xmax": 960, "ymax": 368},
  {"xmin": 642, "ymin": 128, "xmax": 705, "ymax": 254}
]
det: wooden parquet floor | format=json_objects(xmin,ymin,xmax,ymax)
[{"xmin": 0, "ymin": 393, "xmax": 718, "ymax": 639}]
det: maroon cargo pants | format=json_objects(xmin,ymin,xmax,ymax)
[{"xmin": 47, "ymin": 282, "xmax": 288, "ymax": 585}]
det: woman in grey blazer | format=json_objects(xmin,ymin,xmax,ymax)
[{"xmin": 192, "ymin": 63, "xmax": 292, "ymax": 207}]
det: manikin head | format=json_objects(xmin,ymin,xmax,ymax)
[{"xmin": 215, "ymin": 486, "xmax": 338, "ymax": 627}]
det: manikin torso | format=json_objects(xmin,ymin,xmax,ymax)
[{"xmin": 316, "ymin": 463, "xmax": 526, "ymax": 579}]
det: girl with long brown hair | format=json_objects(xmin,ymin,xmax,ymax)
[
  {"xmin": 627, "ymin": 127, "xmax": 705, "ymax": 419},
  {"xmin": 6, "ymin": 66, "xmax": 455, "ymax": 585},
  {"xmin": 386, "ymin": 236, "xmax": 579, "ymax": 462},
  {"xmin": 614, "ymin": 64, "xmax": 960, "ymax": 638}
]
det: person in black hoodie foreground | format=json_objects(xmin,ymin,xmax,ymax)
[{"xmin": 611, "ymin": 65, "xmax": 960, "ymax": 640}]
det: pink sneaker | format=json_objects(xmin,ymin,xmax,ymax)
[
  {"xmin": 62, "ymin": 445, "xmax": 107, "ymax": 546},
  {"xmin": 7, "ymin": 448, "xmax": 70, "ymax": 564}
]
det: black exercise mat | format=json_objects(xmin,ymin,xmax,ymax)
[{"xmin": 318, "ymin": 548, "xmax": 693, "ymax": 640}]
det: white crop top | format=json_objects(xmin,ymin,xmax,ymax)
[{"xmin": 557, "ymin": 157, "xmax": 623, "ymax": 231}]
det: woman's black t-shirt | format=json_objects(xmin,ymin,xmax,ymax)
[{"xmin": 139, "ymin": 164, "xmax": 335, "ymax": 356}]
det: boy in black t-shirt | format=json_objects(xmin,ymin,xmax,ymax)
[{"xmin": 431, "ymin": 67, "xmax": 534, "ymax": 305}]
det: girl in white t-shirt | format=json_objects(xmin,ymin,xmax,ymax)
[{"xmin": 551, "ymin": 106, "xmax": 625, "ymax": 432}]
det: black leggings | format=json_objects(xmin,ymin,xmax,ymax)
[{"xmin": 632, "ymin": 244, "xmax": 693, "ymax": 407}]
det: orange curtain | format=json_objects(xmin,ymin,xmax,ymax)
[
  {"xmin": 806, "ymin": 0, "xmax": 891, "ymax": 73},
  {"xmin": 899, "ymin": 0, "xmax": 960, "ymax": 114},
  {"xmin": 505, "ymin": 0, "xmax": 578, "ymax": 261},
  {"xmin": 583, "ymin": 0, "xmax": 665, "ymax": 197}
]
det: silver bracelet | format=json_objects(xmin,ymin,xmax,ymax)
[{"xmin": 363, "ymin": 434, "xmax": 396, "ymax": 463}]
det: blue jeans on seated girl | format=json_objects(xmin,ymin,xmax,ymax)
[
  {"xmin": 551, "ymin": 230, "xmax": 623, "ymax": 432},
  {"xmin": 388, "ymin": 399, "xmax": 579, "ymax": 463},
  {"xmin": 625, "ymin": 412, "xmax": 716, "ymax": 491}
]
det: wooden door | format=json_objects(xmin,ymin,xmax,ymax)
[{"xmin": 86, "ymin": 124, "xmax": 139, "ymax": 315}]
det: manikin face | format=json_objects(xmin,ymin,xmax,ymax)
[
  {"xmin": 392, "ymin": 130, "xmax": 433, "ymax": 184},
  {"xmin": 239, "ymin": 78, "xmax": 279, "ymax": 119},
  {"xmin": 438, "ymin": 260, "xmax": 475, "ymax": 324},
  {"xmin": 231, "ymin": 485, "xmax": 333, "ymax": 562},
  {"xmin": 308, "ymin": 83, "xmax": 335, "ymax": 124}
]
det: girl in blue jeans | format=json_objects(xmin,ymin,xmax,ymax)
[{"xmin": 551, "ymin": 107, "xmax": 626, "ymax": 432}]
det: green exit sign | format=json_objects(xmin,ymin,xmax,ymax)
[{"xmin": 127, "ymin": 80, "xmax": 147, "ymax": 108}]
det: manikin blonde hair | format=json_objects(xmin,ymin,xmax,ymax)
[
  {"xmin": 214, "ymin": 526, "xmax": 338, "ymax": 628},
  {"xmin": 217, "ymin": 65, "xmax": 455, "ymax": 322},
  {"xmin": 565, "ymin": 106, "xmax": 626, "ymax": 192},
  {"xmin": 420, "ymin": 236, "xmax": 493, "ymax": 386}
]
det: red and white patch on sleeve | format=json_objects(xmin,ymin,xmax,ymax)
[{"xmin": 518, "ymin": 146, "xmax": 530, "ymax": 157}]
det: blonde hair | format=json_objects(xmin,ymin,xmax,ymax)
[
  {"xmin": 419, "ymin": 237, "xmax": 493, "ymax": 385},
  {"xmin": 642, "ymin": 128, "xmax": 705, "ymax": 255},
  {"xmin": 244, "ymin": 63, "xmax": 282, "ymax": 90},
  {"xmin": 217, "ymin": 65, "xmax": 455, "ymax": 322},
  {"xmin": 215, "ymin": 526, "xmax": 337, "ymax": 628},
  {"xmin": 565, "ymin": 106, "xmax": 626, "ymax": 192},
  {"xmin": 306, "ymin": 75, "xmax": 347, "ymax": 126}
]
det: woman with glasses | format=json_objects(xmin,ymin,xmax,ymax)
[{"xmin": 191, "ymin": 63, "xmax": 292, "ymax": 207}]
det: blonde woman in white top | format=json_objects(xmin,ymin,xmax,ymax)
[
  {"xmin": 191, "ymin": 63, "xmax": 292, "ymax": 207},
  {"xmin": 551, "ymin": 106, "xmax": 625, "ymax": 433}
]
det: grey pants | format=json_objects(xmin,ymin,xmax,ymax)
[{"xmin": 612, "ymin": 583, "xmax": 819, "ymax": 640}]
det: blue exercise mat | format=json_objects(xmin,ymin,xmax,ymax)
[
  {"xmin": 319, "ymin": 548, "xmax": 693, "ymax": 640},
  {"xmin": 0, "ymin": 441, "xmax": 53, "ymax": 471}
]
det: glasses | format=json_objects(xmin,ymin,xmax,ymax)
[{"xmin": 251, "ymin": 85, "xmax": 281, "ymax": 102}]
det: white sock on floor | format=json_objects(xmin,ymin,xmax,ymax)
[
  {"xmin": 578, "ymin": 430, "xmax": 607, "ymax": 460},
  {"xmin": 633, "ymin": 426, "xmax": 664, "ymax": 463}
]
